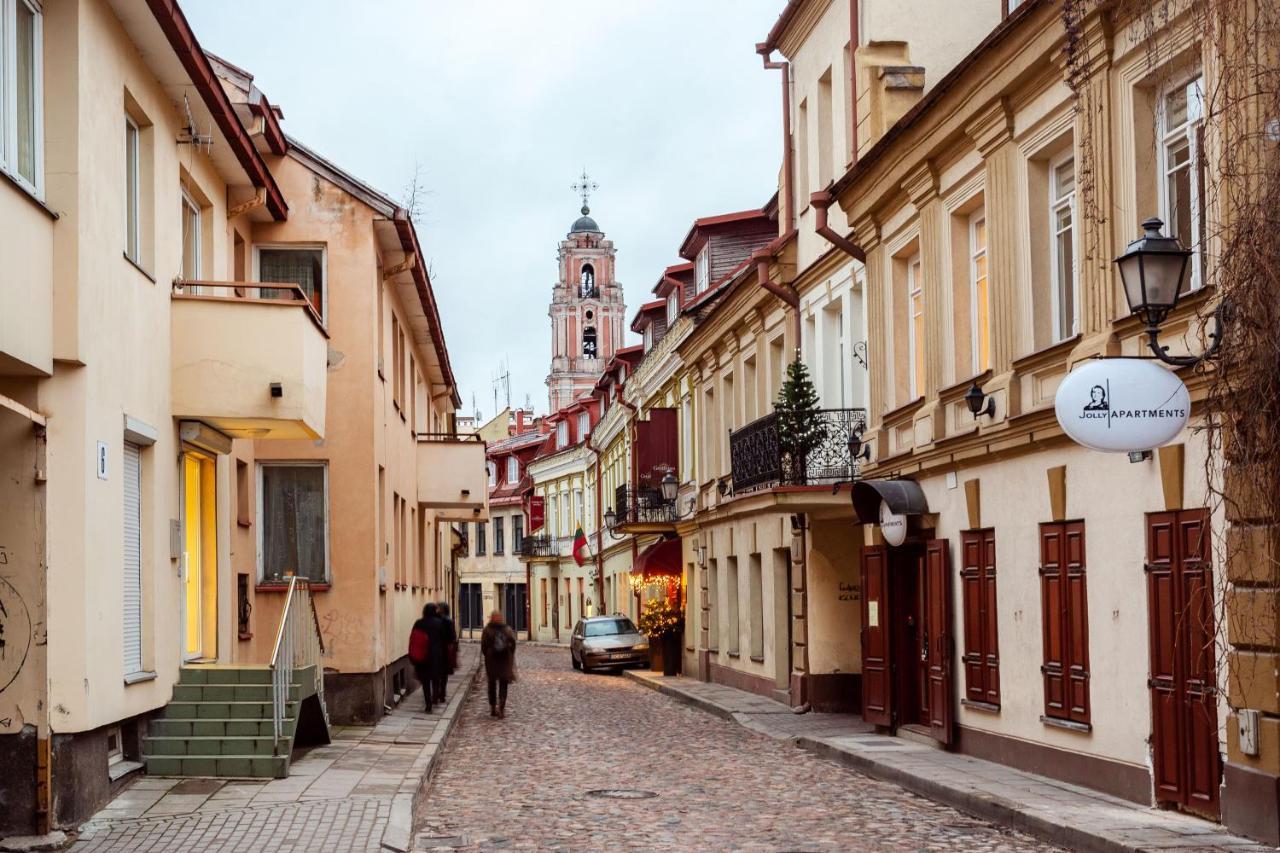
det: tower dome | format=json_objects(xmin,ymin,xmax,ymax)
[{"xmin": 570, "ymin": 204, "xmax": 600, "ymax": 234}]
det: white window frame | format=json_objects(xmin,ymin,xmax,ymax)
[
  {"xmin": 969, "ymin": 208, "xmax": 989, "ymax": 373},
  {"xmin": 2, "ymin": 0, "xmax": 44, "ymax": 197},
  {"xmin": 555, "ymin": 420, "xmax": 569, "ymax": 449},
  {"xmin": 1049, "ymin": 152, "xmax": 1078, "ymax": 342},
  {"xmin": 487, "ymin": 461, "xmax": 497, "ymax": 488},
  {"xmin": 506, "ymin": 455, "xmax": 518, "ymax": 484},
  {"xmin": 181, "ymin": 188, "xmax": 201, "ymax": 282},
  {"xmin": 695, "ymin": 248, "xmax": 710, "ymax": 293},
  {"xmin": 577, "ymin": 411, "xmax": 589, "ymax": 439},
  {"xmin": 256, "ymin": 461, "xmax": 330, "ymax": 583},
  {"xmin": 253, "ymin": 243, "xmax": 329, "ymax": 321},
  {"xmin": 907, "ymin": 254, "xmax": 923, "ymax": 399},
  {"xmin": 643, "ymin": 325, "xmax": 653, "ymax": 352},
  {"xmin": 666, "ymin": 292, "xmax": 679, "ymax": 325},
  {"xmin": 1157, "ymin": 72, "xmax": 1205, "ymax": 293},
  {"xmin": 125, "ymin": 117, "xmax": 141, "ymax": 263}
]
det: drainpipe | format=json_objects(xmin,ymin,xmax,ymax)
[
  {"xmin": 757, "ymin": 46, "xmax": 795, "ymax": 231},
  {"xmin": 849, "ymin": 0, "xmax": 860, "ymax": 166},
  {"xmin": 811, "ymin": 191, "xmax": 865, "ymax": 262},
  {"xmin": 586, "ymin": 431, "xmax": 604, "ymax": 616},
  {"xmin": 754, "ymin": 247, "xmax": 802, "ymax": 358}
]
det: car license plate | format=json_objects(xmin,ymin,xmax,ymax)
[{"xmin": 611, "ymin": 653, "xmax": 629, "ymax": 660}]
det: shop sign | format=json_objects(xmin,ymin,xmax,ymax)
[
  {"xmin": 528, "ymin": 495, "xmax": 545, "ymax": 532},
  {"xmin": 879, "ymin": 500, "xmax": 908, "ymax": 547},
  {"xmin": 1054, "ymin": 359, "xmax": 1190, "ymax": 453}
]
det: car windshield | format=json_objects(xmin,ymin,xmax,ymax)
[{"xmin": 584, "ymin": 618, "xmax": 637, "ymax": 638}]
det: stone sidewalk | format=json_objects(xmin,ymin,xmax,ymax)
[
  {"xmin": 69, "ymin": 645, "xmax": 481, "ymax": 853},
  {"xmin": 625, "ymin": 669, "xmax": 1269, "ymax": 853}
]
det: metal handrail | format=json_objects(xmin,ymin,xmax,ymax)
[
  {"xmin": 171, "ymin": 279, "xmax": 328, "ymax": 338},
  {"xmin": 268, "ymin": 577, "xmax": 327, "ymax": 753}
]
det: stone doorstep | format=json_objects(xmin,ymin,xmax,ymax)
[{"xmin": 625, "ymin": 670, "xmax": 1267, "ymax": 853}]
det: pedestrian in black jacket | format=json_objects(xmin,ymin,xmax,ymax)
[
  {"xmin": 435, "ymin": 601, "xmax": 458, "ymax": 703},
  {"xmin": 411, "ymin": 603, "xmax": 449, "ymax": 714}
]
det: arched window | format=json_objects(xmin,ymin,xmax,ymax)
[
  {"xmin": 579, "ymin": 263, "xmax": 596, "ymax": 296},
  {"xmin": 582, "ymin": 326, "xmax": 598, "ymax": 358}
]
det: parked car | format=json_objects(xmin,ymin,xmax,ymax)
[{"xmin": 570, "ymin": 615, "xmax": 649, "ymax": 672}]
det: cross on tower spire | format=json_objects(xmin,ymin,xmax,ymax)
[{"xmin": 570, "ymin": 169, "xmax": 598, "ymax": 215}]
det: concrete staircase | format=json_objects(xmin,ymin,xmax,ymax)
[{"xmin": 142, "ymin": 665, "xmax": 319, "ymax": 779}]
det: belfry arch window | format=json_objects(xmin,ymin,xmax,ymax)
[
  {"xmin": 579, "ymin": 263, "xmax": 597, "ymax": 297},
  {"xmin": 583, "ymin": 326, "xmax": 598, "ymax": 358}
]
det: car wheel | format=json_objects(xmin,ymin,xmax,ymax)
[{"xmin": 571, "ymin": 651, "xmax": 582, "ymax": 671}]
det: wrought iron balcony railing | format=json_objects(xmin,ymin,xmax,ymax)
[
  {"xmin": 614, "ymin": 484, "xmax": 678, "ymax": 527},
  {"xmin": 728, "ymin": 408, "xmax": 868, "ymax": 493},
  {"xmin": 519, "ymin": 534, "xmax": 556, "ymax": 558}
]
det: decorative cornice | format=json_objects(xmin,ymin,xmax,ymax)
[
  {"xmin": 852, "ymin": 214, "xmax": 882, "ymax": 252},
  {"xmin": 965, "ymin": 97, "xmax": 1015, "ymax": 156},
  {"xmin": 901, "ymin": 161, "xmax": 940, "ymax": 207}
]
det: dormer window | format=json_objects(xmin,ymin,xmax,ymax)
[
  {"xmin": 643, "ymin": 325, "xmax": 653, "ymax": 352},
  {"xmin": 577, "ymin": 412, "xmax": 590, "ymax": 439},
  {"xmin": 666, "ymin": 292, "xmax": 679, "ymax": 325},
  {"xmin": 556, "ymin": 420, "xmax": 569, "ymax": 449},
  {"xmin": 695, "ymin": 249, "xmax": 710, "ymax": 293},
  {"xmin": 506, "ymin": 456, "xmax": 518, "ymax": 484},
  {"xmin": 487, "ymin": 462, "xmax": 497, "ymax": 487}
]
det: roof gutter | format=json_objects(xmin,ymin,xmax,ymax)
[
  {"xmin": 144, "ymin": 0, "xmax": 287, "ymax": 220},
  {"xmin": 810, "ymin": 190, "xmax": 865, "ymax": 262},
  {"xmin": 757, "ymin": 45, "xmax": 795, "ymax": 232},
  {"xmin": 393, "ymin": 216, "xmax": 463, "ymax": 409}
]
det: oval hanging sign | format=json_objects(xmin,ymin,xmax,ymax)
[
  {"xmin": 879, "ymin": 500, "xmax": 908, "ymax": 547},
  {"xmin": 1054, "ymin": 359, "xmax": 1190, "ymax": 453}
]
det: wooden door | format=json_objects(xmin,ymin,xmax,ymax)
[
  {"xmin": 860, "ymin": 546, "xmax": 892, "ymax": 726},
  {"xmin": 924, "ymin": 540, "xmax": 954, "ymax": 744},
  {"xmin": 1146, "ymin": 510, "xmax": 1220, "ymax": 819}
]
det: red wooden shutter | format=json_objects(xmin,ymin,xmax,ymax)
[
  {"xmin": 1040, "ymin": 521, "xmax": 1090, "ymax": 724},
  {"xmin": 1040, "ymin": 523, "xmax": 1068, "ymax": 719},
  {"xmin": 1147, "ymin": 511, "xmax": 1182, "ymax": 802},
  {"xmin": 925, "ymin": 539, "xmax": 954, "ymax": 744},
  {"xmin": 1063, "ymin": 521, "xmax": 1090, "ymax": 724},
  {"xmin": 961, "ymin": 530, "xmax": 1001, "ymax": 708},
  {"xmin": 860, "ymin": 546, "xmax": 892, "ymax": 726},
  {"xmin": 981, "ymin": 529, "xmax": 1000, "ymax": 705}
]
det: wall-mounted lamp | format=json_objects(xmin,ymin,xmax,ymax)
[
  {"xmin": 604, "ymin": 507, "xmax": 617, "ymax": 529},
  {"xmin": 964, "ymin": 382, "xmax": 996, "ymax": 418},
  {"xmin": 1128, "ymin": 450, "xmax": 1153, "ymax": 464},
  {"xmin": 717, "ymin": 477, "xmax": 732, "ymax": 497},
  {"xmin": 847, "ymin": 428, "xmax": 872, "ymax": 462},
  {"xmin": 660, "ymin": 471, "xmax": 678, "ymax": 503}
]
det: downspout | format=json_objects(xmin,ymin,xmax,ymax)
[
  {"xmin": 758, "ymin": 46, "xmax": 795, "ymax": 231},
  {"xmin": 849, "ymin": 0, "xmax": 860, "ymax": 166},
  {"xmin": 811, "ymin": 191, "xmax": 865, "ymax": 262},
  {"xmin": 754, "ymin": 248, "xmax": 802, "ymax": 358},
  {"xmin": 586, "ymin": 431, "xmax": 604, "ymax": 616}
]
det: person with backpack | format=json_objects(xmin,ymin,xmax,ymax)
[
  {"xmin": 434, "ymin": 601, "xmax": 458, "ymax": 704},
  {"xmin": 408, "ymin": 604, "xmax": 435, "ymax": 713},
  {"xmin": 480, "ymin": 610, "xmax": 518, "ymax": 719}
]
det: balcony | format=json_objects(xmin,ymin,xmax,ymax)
[
  {"xmin": 417, "ymin": 433, "xmax": 489, "ymax": 521},
  {"xmin": 170, "ymin": 282, "xmax": 327, "ymax": 439},
  {"xmin": 729, "ymin": 408, "xmax": 868, "ymax": 494},
  {"xmin": 518, "ymin": 534, "xmax": 557, "ymax": 559},
  {"xmin": 613, "ymin": 484, "xmax": 679, "ymax": 531},
  {"xmin": 0, "ymin": 179, "xmax": 53, "ymax": 376}
]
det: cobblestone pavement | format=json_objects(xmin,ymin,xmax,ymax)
[{"xmin": 413, "ymin": 646, "xmax": 1055, "ymax": 851}]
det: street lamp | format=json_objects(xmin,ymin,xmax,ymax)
[
  {"xmin": 603, "ymin": 507, "xmax": 617, "ymax": 530},
  {"xmin": 964, "ymin": 382, "xmax": 995, "ymax": 418},
  {"xmin": 847, "ymin": 427, "xmax": 871, "ymax": 462},
  {"xmin": 659, "ymin": 470, "xmax": 678, "ymax": 503},
  {"xmin": 1116, "ymin": 217, "xmax": 1224, "ymax": 367}
]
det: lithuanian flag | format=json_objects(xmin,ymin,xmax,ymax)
[{"xmin": 572, "ymin": 525, "xmax": 590, "ymax": 567}]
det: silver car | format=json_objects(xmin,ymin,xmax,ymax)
[{"xmin": 570, "ymin": 615, "xmax": 649, "ymax": 672}]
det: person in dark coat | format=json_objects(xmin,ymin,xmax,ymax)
[
  {"xmin": 434, "ymin": 601, "xmax": 458, "ymax": 703},
  {"xmin": 413, "ymin": 603, "xmax": 450, "ymax": 714},
  {"xmin": 480, "ymin": 610, "xmax": 518, "ymax": 719},
  {"xmin": 409, "ymin": 604, "xmax": 438, "ymax": 713}
]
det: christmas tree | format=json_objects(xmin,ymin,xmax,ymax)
[{"xmin": 774, "ymin": 359, "xmax": 822, "ymax": 482}]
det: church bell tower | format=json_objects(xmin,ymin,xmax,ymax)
[{"xmin": 546, "ymin": 172, "xmax": 625, "ymax": 413}]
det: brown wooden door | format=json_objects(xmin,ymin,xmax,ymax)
[
  {"xmin": 860, "ymin": 546, "xmax": 892, "ymax": 726},
  {"xmin": 1146, "ymin": 510, "xmax": 1220, "ymax": 819},
  {"xmin": 925, "ymin": 539, "xmax": 954, "ymax": 744}
]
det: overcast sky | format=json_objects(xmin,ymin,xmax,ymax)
[{"xmin": 186, "ymin": 1, "xmax": 781, "ymax": 420}]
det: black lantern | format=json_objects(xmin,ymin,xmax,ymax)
[
  {"xmin": 660, "ymin": 470, "xmax": 678, "ymax": 503},
  {"xmin": 964, "ymin": 382, "xmax": 995, "ymax": 418},
  {"xmin": 847, "ymin": 427, "xmax": 871, "ymax": 462},
  {"xmin": 603, "ymin": 507, "xmax": 617, "ymax": 529},
  {"xmin": 1115, "ymin": 217, "xmax": 1224, "ymax": 367},
  {"xmin": 1116, "ymin": 217, "xmax": 1191, "ymax": 329}
]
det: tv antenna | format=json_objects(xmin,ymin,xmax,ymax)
[
  {"xmin": 177, "ymin": 95, "xmax": 214, "ymax": 152},
  {"xmin": 492, "ymin": 360, "xmax": 511, "ymax": 415}
]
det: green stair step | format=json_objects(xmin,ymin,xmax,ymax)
[
  {"xmin": 179, "ymin": 667, "xmax": 273, "ymax": 685},
  {"xmin": 150, "ymin": 718, "xmax": 291, "ymax": 738},
  {"xmin": 160, "ymin": 701, "xmax": 295, "ymax": 720},
  {"xmin": 172, "ymin": 683, "xmax": 299, "ymax": 702},
  {"xmin": 144, "ymin": 754, "xmax": 287, "ymax": 779},
  {"xmin": 144, "ymin": 736, "xmax": 277, "ymax": 757}
]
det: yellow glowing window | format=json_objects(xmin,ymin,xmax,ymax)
[
  {"xmin": 908, "ymin": 255, "xmax": 924, "ymax": 398},
  {"xmin": 971, "ymin": 212, "xmax": 989, "ymax": 374}
]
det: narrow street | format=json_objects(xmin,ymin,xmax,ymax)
[{"xmin": 412, "ymin": 646, "xmax": 1051, "ymax": 851}]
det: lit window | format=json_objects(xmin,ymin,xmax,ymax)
[
  {"xmin": 2, "ymin": 0, "xmax": 42, "ymax": 194},
  {"xmin": 259, "ymin": 463, "xmax": 328, "ymax": 582},
  {"xmin": 907, "ymin": 254, "xmax": 924, "ymax": 398},
  {"xmin": 125, "ymin": 118, "xmax": 140, "ymax": 262},
  {"xmin": 181, "ymin": 190, "xmax": 201, "ymax": 281},
  {"xmin": 970, "ymin": 210, "xmax": 989, "ymax": 373},
  {"xmin": 1050, "ymin": 155, "xmax": 1077, "ymax": 341},
  {"xmin": 1159, "ymin": 74, "xmax": 1205, "ymax": 293}
]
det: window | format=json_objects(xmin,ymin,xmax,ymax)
[
  {"xmin": 666, "ymin": 292, "xmax": 679, "ymax": 325},
  {"xmin": 582, "ymin": 326, "xmax": 597, "ymax": 358},
  {"xmin": 556, "ymin": 420, "xmax": 569, "ymax": 449},
  {"xmin": 907, "ymin": 254, "xmax": 924, "ymax": 398},
  {"xmin": 1159, "ymin": 74, "xmax": 1205, "ymax": 293},
  {"xmin": 797, "ymin": 98, "xmax": 810, "ymax": 202},
  {"xmin": 459, "ymin": 521, "xmax": 469, "ymax": 557},
  {"xmin": 460, "ymin": 583, "xmax": 483, "ymax": 630},
  {"xmin": 513, "ymin": 514, "xmax": 524, "ymax": 553},
  {"xmin": 748, "ymin": 554, "xmax": 763, "ymax": 660},
  {"xmin": 1039, "ymin": 521, "xmax": 1089, "ymax": 726},
  {"xmin": 577, "ymin": 412, "xmax": 590, "ymax": 440},
  {"xmin": 125, "ymin": 118, "xmax": 140, "ymax": 262},
  {"xmin": 961, "ymin": 529, "xmax": 1000, "ymax": 707},
  {"xmin": 695, "ymin": 249, "xmax": 710, "ymax": 293},
  {"xmin": 475, "ymin": 521, "xmax": 487, "ymax": 556},
  {"xmin": 506, "ymin": 456, "xmax": 518, "ymax": 484},
  {"xmin": 970, "ymin": 211, "xmax": 990, "ymax": 373},
  {"xmin": 258, "ymin": 247, "xmax": 325, "ymax": 318},
  {"xmin": 122, "ymin": 441, "xmax": 144, "ymax": 676},
  {"xmin": 487, "ymin": 462, "xmax": 497, "ymax": 488},
  {"xmin": 574, "ymin": 488, "xmax": 584, "ymax": 531},
  {"xmin": 181, "ymin": 190, "xmax": 201, "ymax": 280},
  {"xmin": 817, "ymin": 68, "xmax": 834, "ymax": 187},
  {"xmin": 540, "ymin": 578, "xmax": 548, "ymax": 627},
  {"xmin": 259, "ymin": 464, "xmax": 328, "ymax": 582},
  {"xmin": 494, "ymin": 517, "xmax": 505, "ymax": 555},
  {"xmin": 579, "ymin": 263, "xmax": 595, "ymax": 296},
  {"xmin": 2, "ymin": 0, "xmax": 41, "ymax": 193},
  {"xmin": 548, "ymin": 494, "xmax": 559, "ymax": 538},
  {"xmin": 1050, "ymin": 155, "xmax": 1077, "ymax": 341},
  {"xmin": 643, "ymin": 325, "xmax": 653, "ymax": 352}
]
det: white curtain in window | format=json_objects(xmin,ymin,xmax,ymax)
[
  {"xmin": 262, "ymin": 466, "xmax": 327, "ymax": 581},
  {"xmin": 260, "ymin": 249, "xmax": 323, "ymax": 312}
]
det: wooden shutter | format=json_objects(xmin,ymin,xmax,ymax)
[
  {"xmin": 860, "ymin": 546, "xmax": 892, "ymax": 726},
  {"xmin": 925, "ymin": 539, "xmax": 954, "ymax": 744},
  {"xmin": 1147, "ymin": 511, "xmax": 1182, "ymax": 801},
  {"xmin": 1178, "ymin": 511, "xmax": 1219, "ymax": 815},
  {"xmin": 1040, "ymin": 521, "xmax": 1089, "ymax": 724},
  {"xmin": 123, "ymin": 442, "xmax": 144, "ymax": 676},
  {"xmin": 960, "ymin": 530, "xmax": 1000, "ymax": 707}
]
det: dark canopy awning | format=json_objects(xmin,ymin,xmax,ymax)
[
  {"xmin": 850, "ymin": 478, "xmax": 929, "ymax": 523},
  {"xmin": 632, "ymin": 536, "xmax": 682, "ymax": 579}
]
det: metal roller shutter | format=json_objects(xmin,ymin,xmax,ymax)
[{"xmin": 123, "ymin": 441, "xmax": 143, "ymax": 676}]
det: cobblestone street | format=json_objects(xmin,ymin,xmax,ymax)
[{"xmin": 413, "ymin": 646, "xmax": 1053, "ymax": 851}]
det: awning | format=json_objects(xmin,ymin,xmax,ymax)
[
  {"xmin": 850, "ymin": 478, "xmax": 929, "ymax": 523},
  {"xmin": 631, "ymin": 536, "xmax": 682, "ymax": 580}
]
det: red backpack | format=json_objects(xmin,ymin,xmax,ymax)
[{"xmin": 408, "ymin": 625, "xmax": 430, "ymax": 664}]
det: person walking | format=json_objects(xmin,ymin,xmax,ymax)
[
  {"xmin": 480, "ymin": 610, "xmax": 517, "ymax": 719},
  {"xmin": 411, "ymin": 603, "xmax": 450, "ymax": 714},
  {"xmin": 435, "ymin": 601, "xmax": 458, "ymax": 704}
]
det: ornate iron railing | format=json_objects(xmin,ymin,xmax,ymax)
[
  {"xmin": 519, "ymin": 534, "xmax": 556, "ymax": 558},
  {"xmin": 729, "ymin": 408, "xmax": 868, "ymax": 493},
  {"xmin": 614, "ymin": 484, "xmax": 678, "ymax": 526}
]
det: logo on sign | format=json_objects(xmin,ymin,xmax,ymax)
[
  {"xmin": 1054, "ymin": 359, "xmax": 1190, "ymax": 453},
  {"xmin": 879, "ymin": 500, "xmax": 908, "ymax": 547}
]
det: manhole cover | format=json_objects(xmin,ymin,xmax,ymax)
[{"xmin": 586, "ymin": 788, "xmax": 658, "ymax": 800}]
